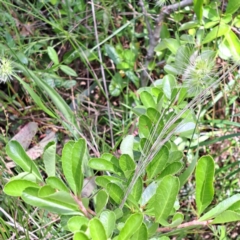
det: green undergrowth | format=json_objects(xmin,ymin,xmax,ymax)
[{"xmin": 0, "ymin": 0, "xmax": 240, "ymax": 239}]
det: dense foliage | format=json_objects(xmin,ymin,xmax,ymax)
[{"xmin": 0, "ymin": 0, "xmax": 240, "ymax": 239}]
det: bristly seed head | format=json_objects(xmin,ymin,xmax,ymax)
[{"xmin": 0, "ymin": 58, "xmax": 14, "ymax": 84}]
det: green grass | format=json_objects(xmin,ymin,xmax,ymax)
[{"xmin": 0, "ymin": 0, "xmax": 240, "ymax": 238}]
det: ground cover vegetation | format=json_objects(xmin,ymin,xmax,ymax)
[{"xmin": 0, "ymin": 0, "xmax": 240, "ymax": 239}]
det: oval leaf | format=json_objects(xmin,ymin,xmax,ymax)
[
  {"xmin": 47, "ymin": 46, "xmax": 59, "ymax": 65},
  {"xmin": 89, "ymin": 218, "xmax": 107, "ymax": 240},
  {"xmin": 4, "ymin": 180, "xmax": 39, "ymax": 196},
  {"xmin": 154, "ymin": 175, "xmax": 180, "ymax": 222},
  {"xmin": 6, "ymin": 141, "xmax": 42, "ymax": 181},
  {"xmin": 118, "ymin": 213, "xmax": 143, "ymax": 240},
  {"xmin": 195, "ymin": 155, "xmax": 215, "ymax": 216}
]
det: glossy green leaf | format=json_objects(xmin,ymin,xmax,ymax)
[
  {"xmin": 95, "ymin": 190, "xmax": 109, "ymax": 214},
  {"xmin": 212, "ymin": 210, "xmax": 240, "ymax": 224},
  {"xmin": 179, "ymin": 154, "xmax": 198, "ymax": 188},
  {"xmin": 131, "ymin": 177, "xmax": 143, "ymax": 203},
  {"xmin": 202, "ymin": 24, "xmax": 230, "ymax": 44},
  {"xmin": 72, "ymin": 139, "xmax": 86, "ymax": 196},
  {"xmin": 62, "ymin": 141, "xmax": 76, "ymax": 193},
  {"xmin": 89, "ymin": 218, "xmax": 107, "ymax": 240},
  {"xmin": 226, "ymin": 0, "xmax": 240, "ymax": 14},
  {"xmin": 3, "ymin": 180, "xmax": 39, "ymax": 197},
  {"xmin": 10, "ymin": 172, "xmax": 37, "ymax": 182},
  {"xmin": 120, "ymin": 135, "xmax": 134, "ymax": 160},
  {"xmin": 100, "ymin": 210, "xmax": 116, "ymax": 238},
  {"xmin": 22, "ymin": 187, "xmax": 80, "ymax": 215},
  {"xmin": 107, "ymin": 183, "xmax": 124, "ymax": 205},
  {"xmin": 146, "ymin": 108, "xmax": 160, "ymax": 124},
  {"xmin": 118, "ymin": 213, "xmax": 143, "ymax": 240},
  {"xmin": 154, "ymin": 175, "xmax": 180, "ymax": 222},
  {"xmin": 95, "ymin": 176, "xmax": 123, "ymax": 188},
  {"xmin": 199, "ymin": 194, "xmax": 240, "ymax": 221},
  {"xmin": 193, "ymin": 0, "xmax": 204, "ymax": 21},
  {"xmin": 179, "ymin": 21, "xmax": 200, "ymax": 31},
  {"xmin": 140, "ymin": 91, "xmax": 156, "ymax": 109},
  {"xmin": 131, "ymin": 223, "xmax": 148, "ymax": 240},
  {"xmin": 6, "ymin": 141, "xmax": 42, "ymax": 182},
  {"xmin": 59, "ymin": 65, "xmax": 77, "ymax": 76},
  {"xmin": 46, "ymin": 176, "xmax": 69, "ymax": 192},
  {"xmin": 158, "ymin": 162, "xmax": 183, "ymax": 179},
  {"xmin": 162, "ymin": 74, "xmax": 176, "ymax": 100},
  {"xmin": 68, "ymin": 216, "xmax": 89, "ymax": 232},
  {"xmin": 43, "ymin": 141, "xmax": 56, "ymax": 177},
  {"xmin": 38, "ymin": 185, "xmax": 56, "ymax": 197},
  {"xmin": 73, "ymin": 231, "xmax": 90, "ymax": 240},
  {"xmin": 119, "ymin": 154, "xmax": 136, "ymax": 179},
  {"xmin": 147, "ymin": 146, "xmax": 169, "ymax": 179},
  {"xmin": 195, "ymin": 155, "xmax": 215, "ymax": 216},
  {"xmin": 89, "ymin": 158, "xmax": 121, "ymax": 175},
  {"xmin": 47, "ymin": 46, "xmax": 59, "ymax": 65}
]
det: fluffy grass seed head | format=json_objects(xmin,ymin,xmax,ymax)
[
  {"xmin": 0, "ymin": 58, "xmax": 14, "ymax": 84},
  {"xmin": 172, "ymin": 45, "xmax": 218, "ymax": 96},
  {"xmin": 182, "ymin": 50, "xmax": 217, "ymax": 95}
]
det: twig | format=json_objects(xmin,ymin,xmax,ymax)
[
  {"xmin": 157, "ymin": 219, "xmax": 213, "ymax": 233},
  {"xmin": 141, "ymin": 0, "xmax": 193, "ymax": 86}
]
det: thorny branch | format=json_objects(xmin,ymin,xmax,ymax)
[{"xmin": 140, "ymin": 0, "xmax": 193, "ymax": 86}]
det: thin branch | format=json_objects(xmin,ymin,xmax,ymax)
[
  {"xmin": 141, "ymin": 0, "xmax": 193, "ymax": 86},
  {"xmin": 157, "ymin": 219, "xmax": 213, "ymax": 233}
]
